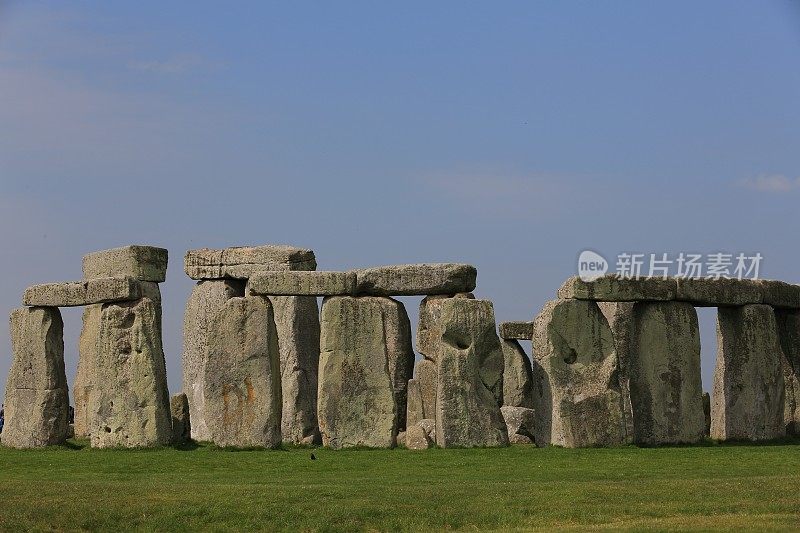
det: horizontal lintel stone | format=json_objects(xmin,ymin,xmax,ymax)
[
  {"xmin": 23, "ymin": 277, "xmax": 142, "ymax": 307},
  {"xmin": 675, "ymin": 278, "xmax": 762, "ymax": 307},
  {"xmin": 82, "ymin": 245, "xmax": 168, "ymax": 283},
  {"xmin": 248, "ymin": 271, "xmax": 356, "ymax": 296},
  {"xmin": 557, "ymin": 276, "xmax": 676, "ymax": 302},
  {"xmin": 498, "ymin": 321, "xmax": 534, "ymax": 340},
  {"xmin": 354, "ymin": 263, "xmax": 477, "ymax": 296},
  {"xmin": 184, "ymin": 245, "xmax": 316, "ymax": 280}
]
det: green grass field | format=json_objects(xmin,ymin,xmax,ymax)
[{"xmin": 0, "ymin": 440, "xmax": 798, "ymax": 531}]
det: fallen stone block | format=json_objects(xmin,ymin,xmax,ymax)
[
  {"xmin": 675, "ymin": 277, "xmax": 761, "ymax": 307},
  {"xmin": 532, "ymin": 299, "xmax": 627, "ymax": 448},
  {"xmin": 182, "ymin": 279, "xmax": 246, "ymax": 441},
  {"xmin": 355, "ymin": 263, "xmax": 477, "ymax": 296},
  {"xmin": 318, "ymin": 296, "xmax": 414, "ymax": 449},
  {"xmin": 434, "ymin": 298, "xmax": 508, "ymax": 448},
  {"xmin": 711, "ymin": 304, "xmax": 785, "ymax": 441},
  {"xmin": 82, "ymin": 245, "xmax": 168, "ymax": 283},
  {"xmin": 204, "ymin": 296, "xmax": 283, "ymax": 448},
  {"xmin": 501, "ymin": 339, "xmax": 534, "ymax": 408},
  {"xmin": 23, "ymin": 277, "xmax": 142, "ymax": 307},
  {"xmin": 89, "ymin": 297, "xmax": 172, "ymax": 448},
  {"xmin": 628, "ymin": 302, "xmax": 705, "ymax": 444},
  {"xmin": 498, "ymin": 321, "xmax": 534, "ymax": 340},
  {"xmin": 557, "ymin": 275, "xmax": 676, "ymax": 302},
  {"xmin": 248, "ymin": 271, "xmax": 356, "ymax": 296},
  {"xmin": 406, "ymin": 358, "xmax": 437, "ymax": 427},
  {"xmin": 184, "ymin": 245, "xmax": 316, "ymax": 280},
  {"xmin": 170, "ymin": 393, "xmax": 191, "ymax": 445},
  {"xmin": 501, "ymin": 406, "xmax": 536, "ymax": 444},
  {"xmin": 3, "ymin": 307, "xmax": 69, "ymax": 448}
]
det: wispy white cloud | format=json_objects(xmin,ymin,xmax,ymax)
[
  {"xmin": 738, "ymin": 174, "xmax": 800, "ymax": 192},
  {"xmin": 127, "ymin": 54, "xmax": 205, "ymax": 74}
]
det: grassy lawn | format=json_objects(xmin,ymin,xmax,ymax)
[{"xmin": 0, "ymin": 440, "xmax": 798, "ymax": 531}]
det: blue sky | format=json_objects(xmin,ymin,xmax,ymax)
[{"xmin": 1, "ymin": 1, "xmax": 799, "ymax": 397}]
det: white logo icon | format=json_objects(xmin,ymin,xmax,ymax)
[{"xmin": 578, "ymin": 250, "xmax": 608, "ymax": 281}]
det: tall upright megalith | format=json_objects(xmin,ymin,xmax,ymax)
[
  {"xmin": 318, "ymin": 296, "xmax": 414, "ymax": 448},
  {"xmin": 434, "ymin": 298, "xmax": 508, "ymax": 448},
  {"xmin": 182, "ymin": 279, "xmax": 245, "ymax": 441},
  {"xmin": 711, "ymin": 304, "xmax": 785, "ymax": 441},
  {"xmin": 775, "ymin": 309, "xmax": 800, "ymax": 435},
  {"xmin": 629, "ymin": 302, "xmax": 705, "ymax": 444},
  {"xmin": 89, "ymin": 297, "xmax": 172, "ymax": 448},
  {"xmin": 203, "ymin": 296, "xmax": 282, "ymax": 448},
  {"xmin": 532, "ymin": 299, "xmax": 626, "ymax": 448},
  {"xmin": 74, "ymin": 304, "xmax": 101, "ymax": 438},
  {"xmin": 183, "ymin": 245, "xmax": 320, "ymax": 444},
  {"xmin": 3, "ymin": 307, "xmax": 69, "ymax": 448}
]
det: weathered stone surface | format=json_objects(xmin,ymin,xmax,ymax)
[
  {"xmin": 248, "ymin": 271, "xmax": 356, "ymax": 296},
  {"xmin": 406, "ymin": 358, "xmax": 437, "ymax": 427},
  {"xmin": 182, "ymin": 279, "xmax": 245, "ymax": 441},
  {"xmin": 558, "ymin": 275, "xmax": 676, "ymax": 302},
  {"xmin": 434, "ymin": 298, "xmax": 508, "ymax": 448},
  {"xmin": 3, "ymin": 307, "xmax": 69, "ymax": 448},
  {"xmin": 23, "ymin": 277, "xmax": 142, "ymax": 307},
  {"xmin": 405, "ymin": 421, "xmax": 434, "ymax": 450},
  {"xmin": 267, "ymin": 295, "xmax": 321, "ymax": 444},
  {"xmin": 628, "ymin": 302, "xmax": 705, "ymax": 444},
  {"xmin": 170, "ymin": 393, "xmax": 191, "ymax": 444},
  {"xmin": 501, "ymin": 339, "xmax": 534, "ymax": 408},
  {"xmin": 318, "ymin": 296, "xmax": 414, "ymax": 448},
  {"xmin": 499, "ymin": 321, "xmax": 534, "ymax": 340},
  {"xmin": 597, "ymin": 302, "xmax": 635, "ymax": 442},
  {"xmin": 416, "ymin": 293, "xmax": 474, "ymax": 360},
  {"xmin": 532, "ymin": 299, "xmax": 627, "ymax": 448},
  {"xmin": 204, "ymin": 296, "xmax": 282, "ymax": 448},
  {"xmin": 355, "ymin": 264, "xmax": 477, "ymax": 296},
  {"xmin": 774, "ymin": 309, "xmax": 800, "ymax": 435},
  {"xmin": 675, "ymin": 278, "xmax": 761, "ymax": 307},
  {"xmin": 74, "ymin": 304, "xmax": 102, "ymax": 438},
  {"xmin": 83, "ymin": 245, "xmax": 168, "ymax": 283},
  {"xmin": 711, "ymin": 304, "xmax": 786, "ymax": 441},
  {"xmin": 759, "ymin": 280, "xmax": 800, "ymax": 309},
  {"xmin": 89, "ymin": 297, "xmax": 172, "ymax": 448},
  {"xmin": 500, "ymin": 406, "xmax": 536, "ymax": 444},
  {"xmin": 185, "ymin": 245, "xmax": 316, "ymax": 280}
]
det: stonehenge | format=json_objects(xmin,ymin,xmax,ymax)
[{"xmin": 3, "ymin": 252, "xmax": 799, "ymax": 451}]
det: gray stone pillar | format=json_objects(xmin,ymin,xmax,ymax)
[
  {"xmin": 711, "ymin": 304, "xmax": 785, "ymax": 441},
  {"xmin": 3, "ymin": 307, "xmax": 69, "ymax": 448},
  {"xmin": 318, "ymin": 296, "xmax": 414, "ymax": 449}
]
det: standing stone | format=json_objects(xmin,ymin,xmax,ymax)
[
  {"xmin": 204, "ymin": 296, "xmax": 282, "ymax": 448},
  {"xmin": 501, "ymin": 339, "xmax": 534, "ymax": 408},
  {"xmin": 711, "ymin": 304, "xmax": 785, "ymax": 441},
  {"xmin": 532, "ymin": 299, "xmax": 626, "ymax": 448},
  {"xmin": 500, "ymin": 406, "xmax": 536, "ymax": 444},
  {"xmin": 89, "ymin": 297, "xmax": 172, "ymax": 448},
  {"xmin": 597, "ymin": 302, "xmax": 635, "ymax": 442},
  {"xmin": 406, "ymin": 358, "xmax": 437, "ymax": 427},
  {"xmin": 268, "ymin": 295, "xmax": 321, "ymax": 444},
  {"xmin": 318, "ymin": 296, "xmax": 414, "ymax": 449},
  {"xmin": 170, "ymin": 393, "xmax": 191, "ymax": 444},
  {"xmin": 182, "ymin": 279, "xmax": 245, "ymax": 441},
  {"xmin": 3, "ymin": 307, "xmax": 69, "ymax": 448},
  {"xmin": 628, "ymin": 302, "xmax": 705, "ymax": 444},
  {"xmin": 775, "ymin": 309, "xmax": 800, "ymax": 435},
  {"xmin": 74, "ymin": 304, "xmax": 102, "ymax": 438},
  {"xmin": 405, "ymin": 420, "xmax": 435, "ymax": 450},
  {"xmin": 416, "ymin": 293, "xmax": 474, "ymax": 361},
  {"xmin": 434, "ymin": 298, "xmax": 508, "ymax": 448}
]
